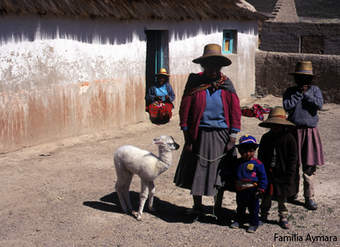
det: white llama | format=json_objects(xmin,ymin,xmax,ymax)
[{"xmin": 114, "ymin": 135, "xmax": 179, "ymax": 220}]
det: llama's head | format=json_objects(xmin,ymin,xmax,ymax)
[{"xmin": 152, "ymin": 135, "xmax": 180, "ymax": 151}]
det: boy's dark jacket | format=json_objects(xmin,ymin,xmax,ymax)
[
  {"xmin": 258, "ymin": 130, "xmax": 298, "ymax": 197},
  {"xmin": 218, "ymin": 151, "xmax": 268, "ymax": 192},
  {"xmin": 235, "ymin": 158, "xmax": 268, "ymax": 192}
]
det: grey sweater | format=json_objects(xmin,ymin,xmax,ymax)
[{"xmin": 283, "ymin": 85, "xmax": 323, "ymax": 128}]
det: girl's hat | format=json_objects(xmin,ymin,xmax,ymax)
[
  {"xmin": 289, "ymin": 61, "xmax": 314, "ymax": 76},
  {"xmin": 192, "ymin": 43, "xmax": 232, "ymax": 67},
  {"xmin": 237, "ymin": 135, "xmax": 258, "ymax": 149},
  {"xmin": 259, "ymin": 107, "xmax": 295, "ymax": 128},
  {"xmin": 156, "ymin": 68, "xmax": 170, "ymax": 77}
]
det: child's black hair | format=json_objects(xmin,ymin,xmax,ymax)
[{"xmin": 237, "ymin": 143, "xmax": 258, "ymax": 153}]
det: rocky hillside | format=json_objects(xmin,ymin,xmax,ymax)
[{"xmin": 246, "ymin": 0, "xmax": 340, "ymax": 19}]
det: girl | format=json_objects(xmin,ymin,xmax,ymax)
[{"xmin": 283, "ymin": 61, "xmax": 324, "ymax": 210}]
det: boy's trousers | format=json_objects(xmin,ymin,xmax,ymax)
[{"xmin": 235, "ymin": 187, "xmax": 259, "ymax": 226}]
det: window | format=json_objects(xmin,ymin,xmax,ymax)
[{"xmin": 222, "ymin": 30, "xmax": 237, "ymax": 54}]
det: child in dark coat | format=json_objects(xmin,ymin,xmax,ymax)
[
  {"xmin": 230, "ymin": 135, "xmax": 267, "ymax": 233},
  {"xmin": 258, "ymin": 107, "xmax": 298, "ymax": 229}
]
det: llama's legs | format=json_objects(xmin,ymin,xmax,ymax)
[
  {"xmin": 133, "ymin": 180, "xmax": 149, "ymax": 221},
  {"xmin": 148, "ymin": 181, "xmax": 155, "ymax": 211},
  {"xmin": 115, "ymin": 168, "xmax": 133, "ymax": 213},
  {"xmin": 115, "ymin": 181, "xmax": 127, "ymax": 213},
  {"xmin": 122, "ymin": 173, "xmax": 134, "ymax": 213}
]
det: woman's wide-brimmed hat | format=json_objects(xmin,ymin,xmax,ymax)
[
  {"xmin": 192, "ymin": 44, "xmax": 232, "ymax": 67},
  {"xmin": 259, "ymin": 107, "xmax": 295, "ymax": 128},
  {"xmin": 156, "ymin": 68, "xmax": 170, "ymax": 77},
  {"xmin": 289, "ymin": 61, "xmax": 314, "ymax": 76}
]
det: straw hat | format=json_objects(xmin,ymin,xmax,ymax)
[
  {"xmin": 192, "ymin": 44, "xmax": 232, "ymax": 66},
  {"xmin": 156, "ymin": 68, "xmax": 170, "ymax": 77},
  {"xmin": 289, "ymin": 61, "xmax": 314, "ymax": 76},
  {"xmin": 259, "ymin": 107, "xmax": 295, "ymax": 128}
]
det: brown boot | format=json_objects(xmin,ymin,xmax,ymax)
[{"xmin": 305, "ymin": 198, "xmax": 317, "ymax": 210}]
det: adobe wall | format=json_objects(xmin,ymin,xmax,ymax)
[
  {"xmin": 260, "ymin": 22, "xmax": 340, "ymax": 55},
  {"xmin": 255, "ymin": 51, "xmax": 340, "ymax": 104}
]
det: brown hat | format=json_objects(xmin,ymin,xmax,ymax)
[
  {"xmin": 289, "ymin": 61, "xmax": 314, "ymax": 76},
  {"xmin": 156, "ymin": 68, "xmax": 170, "ymax": 77},
  {"xmin": 192, "ymin": 44, "xmax": 232, "ymax": 67},
  {"xmin": 259, "ymin": 107, "xmax": 295, "ymax": 128}
]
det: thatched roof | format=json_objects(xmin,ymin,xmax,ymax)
[{"xmin": 0, "ymin": 0, "xmax": 266, "ymax": 21}]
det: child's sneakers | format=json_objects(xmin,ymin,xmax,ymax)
[
  {"xmin": 230, "ymin": 221, "xmax": 258, "ymax": 233},
  {"xmin": 247, "ymin": 225, "xmax": 258, "ymax": 233},
  {"xmin": 230, "ymin": 221, "xmax": 240, "ymax": 229},
  {"xmin": 279, "ymin": 218, "xmax": 290, "ymax": 229}
]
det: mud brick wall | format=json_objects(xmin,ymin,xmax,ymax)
[
  {"xmin": 260, "ymin": 22, "xmax": 340, "ymax": 55},
  {"xmin": 255, "ymin": 51, "xmax": 340, "ymax": 104}
]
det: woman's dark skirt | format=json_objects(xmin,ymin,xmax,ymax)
[{"xmin": 173, "ymin": 128, "xmax": 231, "ymax": 196}]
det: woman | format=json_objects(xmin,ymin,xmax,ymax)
[
  {"xmin": 173, "ymin": 44, "xmax": 241, "ymax": 216},
  {"xmin": 283, "ymin": 61, "xmax": 324, "ymax": 210},
  {"xmin": 145, "ymin": 68, "xmax": 175, "ymax": 124}
]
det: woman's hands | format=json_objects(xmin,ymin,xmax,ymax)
[
  {"xmin": 299, "ymin": 85, "xmax": 310, "ymax": 93},
  {"xmin": 155, "ymin": 96, "xmax": 162, "ymax": 101},
  {"xmin": 226, "ymin": 137, "xmax": 236, "ymax": 151},
  {"xmin": 182, "ymin": 131, "xmax": 236, "ymax": 152},
  {"xmin": 154, "ymin": 95, "xmax": 170, "ymax": 102},
  {"xmin": 183, "ymin": 130, "xmax": 193, "ymax": 152}
]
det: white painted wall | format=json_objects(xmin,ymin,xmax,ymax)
[
  {"xmin": 167, "ymin": 20, "xmax": 259, "ymax": 100},
  {"xmin": 0, "ymin": 16, "xmax": 149, "ymax": 151},
  {"xmin": 0, "ymin": 16, "xmax": 259, "ymax": 152}
]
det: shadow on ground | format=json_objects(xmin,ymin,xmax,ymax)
[{"xmin": 83, "ymin": 191, "xmax": 236, "ymax": 225}]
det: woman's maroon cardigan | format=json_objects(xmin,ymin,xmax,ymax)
[{"xmin": 179, "ymin": 73, "xmax": 241, "ymax": 142}]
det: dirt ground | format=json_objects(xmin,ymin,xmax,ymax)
[{"xmin": 0, "ymin": 95, "xmax": 339, "ymax": 247}]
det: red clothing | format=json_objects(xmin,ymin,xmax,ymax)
[{"xmin": 179, "ymin": 73, "xmax": 241, "ymax": 141}]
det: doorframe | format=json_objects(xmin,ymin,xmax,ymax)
[{"xmin": 145, "ymin": 30, "xmax": 169, "ymax": 93}]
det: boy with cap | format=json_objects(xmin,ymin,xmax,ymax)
[
  {"xmin": 230, "ymin": 135, "xmax": 267, "ymax": 233},
  {"xmin": 258, "ymin": 107, "xmax": 298, "ymax": 229}
]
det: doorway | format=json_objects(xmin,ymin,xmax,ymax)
[{"xmin": 145, "ymin": 30, "xmax": 169, "ymax": 92}]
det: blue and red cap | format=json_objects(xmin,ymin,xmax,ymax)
[{"xmin": 237, "ymin": 135, "xmax": 258, "ymax": 149}]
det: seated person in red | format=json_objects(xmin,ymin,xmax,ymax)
[
  {"xmin": 230, "ymin": 135, "xmax": 267, "ymax": 233},
  {"xmin": 145, "ymin": 68, "xmax": 175, "ymax": 124}
]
